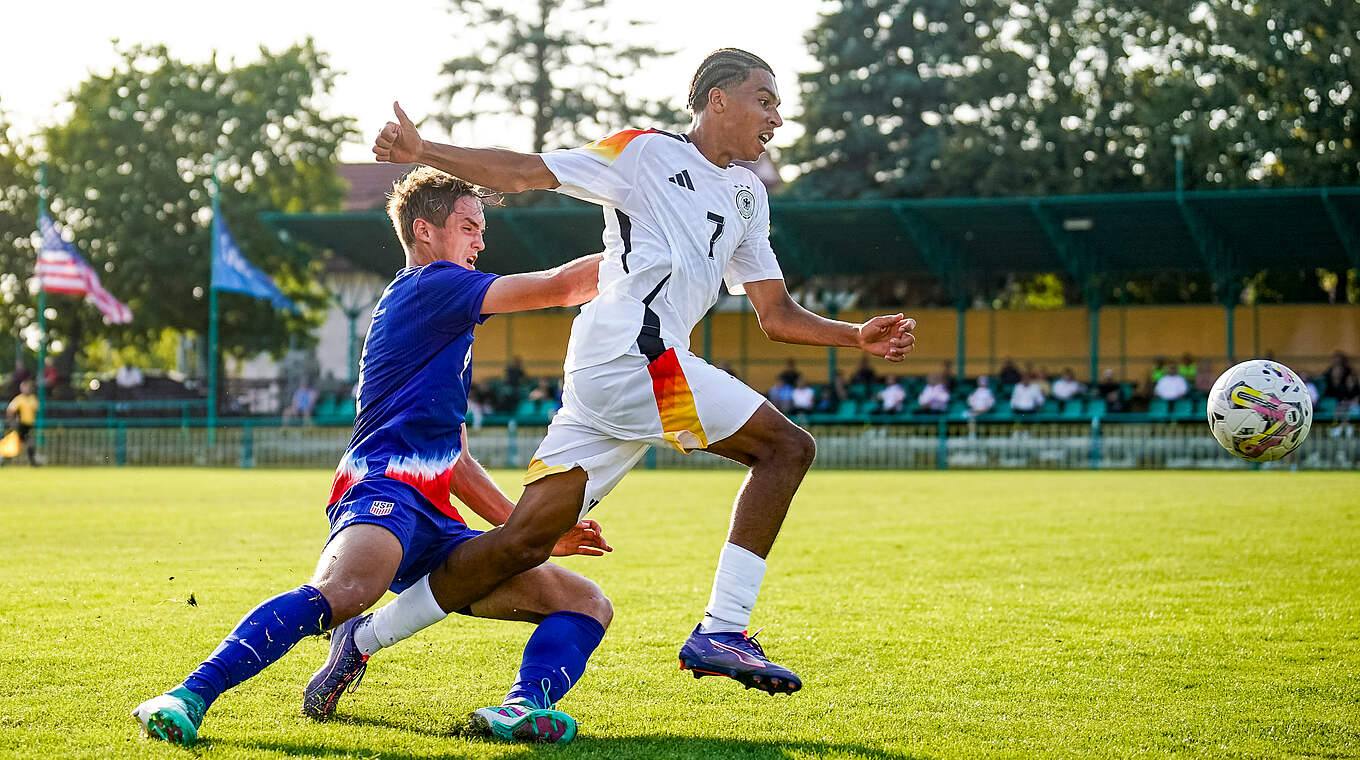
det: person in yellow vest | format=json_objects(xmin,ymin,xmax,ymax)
[{"xmin": 4, "ymin": 379, "xmax": 40, "ymax": 466}]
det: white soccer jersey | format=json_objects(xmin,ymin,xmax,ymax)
[{"xmin": 540, "ymin": 129, "xmax": 783, "ymax": 372}]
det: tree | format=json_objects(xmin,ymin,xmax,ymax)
[
  {"xmin": 0, "ymin": 106, "xmax": 37, "ymax": 373},
  {"xmin": 435, "ymin": 0, "xmax": 684, "ymax": 155},
  {"xmin": 790, "ymin": 0, "xmax": 1360, "ymax": 200},
  {"xmin": 37, "ymin": 40, "xmax": 355, "ymax": 380}
]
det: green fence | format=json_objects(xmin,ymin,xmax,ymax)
[{"xmin": 20, "ymin": 420, "xmax": 1358, "ymax": 471}]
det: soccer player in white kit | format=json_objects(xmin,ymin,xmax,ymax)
[{"xmin": 360, "ymin": 48, "xmax": 915, "ymax": 698}]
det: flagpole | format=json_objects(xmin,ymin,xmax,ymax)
[
  {"xmin": 208, "ymin": 157, "xmax": 220, "ymax": 445},
  {"xmin": 35, "ymin": 163, "xmax": 48, "ymax": 445}
]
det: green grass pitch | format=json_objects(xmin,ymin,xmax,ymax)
[{"xmin": 1, "ymin": 468, "xmax": 1357, "ymax": 759}]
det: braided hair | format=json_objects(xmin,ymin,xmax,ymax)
[{"xmin": 687, "ymin": 48, "xmax": 774, "ymax": 113}]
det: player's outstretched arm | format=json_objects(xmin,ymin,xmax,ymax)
[
  {"xmin": 450, "ymin": 426, "xmax": 612, "ymax": 557},
  {"xmin": 480, "ymin": 253, "xmax": 602, "ymax": 315},
  {"xmin": 372, "ymin": 102, "xmax": 559, "ymax": 193},
  {"xmin": 743, "ymin": 278, "xmax": 916, "ymax": 362}
]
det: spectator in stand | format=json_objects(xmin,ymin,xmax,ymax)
[
  {"xmin": 776, "ymin": 359, "xmax": 802, "ymax": 388},
  {"xmin": 115, "ymin": 362, "xmax": 145, "ymax": 401},
  {"xmin": 504, "ymin": 356, "xmax": 525, "ymax": 389},
  {"xmin": 917, "ymin": 373, "xmax": 950, "ymax": 413},
  {"xmin": 1028, "ymin": 364, "xmax": 1052, "ymax": 397},
  {"xmin": 9, "ymin": 361, "xmax": 33, "ymax": 397},
  {"xmin": 939, "ymin": 360, "xmax": 955, "ymax": 392},
  {"xmin": 1153, "ymin": 368, "xmax": 1189, "ymax": 401},
  {"xmin": 1323, "ymin": 351, "xmax": 1358, "ymax": 433},
  {"xmin": 1096, "ymin": 369, "xmax": 1127, "ymax": 413},
  {"xmin": 876, "ymin": 375, "xmax": 906, "ymax": 414},
  {"xmin": 767, "ymin": 376, "xmax": 794, "ymax": 413},
  {"xmin": 1177, "ymin": 353, "xmax": 1198, "ymax": 386},
  {"xmin": 817, "ymin": 372, "xmax": 848, "ymax": 413},
  {"xmin": 3, "ymin": 380, "xmax": 40, "ymax": 467},
  {"xmin": 282, "ymin": 380, "xmax": 317, "ymax": 426},
  {"xmin": 998, "ymin": 358, "xmax": 1022, "ymax": 387},
  {"xmin": 528, "ymin": 378, "xmax": 557, "ymax": 403},
  {"xmin": 966, "ymin": 376, "xmax": 996, "ymax": 436},
  {"xmin": 1193, "ymin": 357, "xmax": 1217, "ymax": 394},
  {"xmin": 1332, "ymin": 374, "xmax": 1360, "ymax": 437},
  {"xmin": 1010, "ymin": 371, "xmax": 1045, "ymax": 414},
  {"xmin": 789, "ymin": 378, "xmax": 816, "ymax": 414},
  {"xmin": 1148, "ymin": 356, "xmax": 1170, "ymax": 396},
  {"xmin": 1300, "ymin": 371, "xmax": 1321, "ymax": 406},
  {"xmin": 968, "ymin": 376, "xmax": 996, "ymax": 417},
  {"xmin": 466, "ymin": 383, "xmax": 488, "ymax": 430},
  {"xmin": 850, "ymin": 356, "xmax": 878, "ymax": 387},
  {"xmin": 1052, "ymin": 368, "xmax": 1084, "ymax": 402}
]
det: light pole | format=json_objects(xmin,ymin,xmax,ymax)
[
  {"xmin": 322, "ymin": 259, "xmax": 385, "ymax": 386},
  {"xmin": 1171, "ymin": 134, "xmax": 1191, "ymax": 196}
]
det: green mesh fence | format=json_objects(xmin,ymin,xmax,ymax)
[{"xmin": 21, "ymin": 421, "xmax": 1358, "ymax": 471}]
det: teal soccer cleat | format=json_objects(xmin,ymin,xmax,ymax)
[
  {"xmin": 132, "ymin": 687, "xmax": 206, "ymax": 746},
  {"xmin": 467, "ymin": 703, "xmax": 578, "ymax": 744}
]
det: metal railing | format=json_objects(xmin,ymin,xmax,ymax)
[{"xmin": 19, "ymin": 419, "xmax": 1358, "ymax": 471}]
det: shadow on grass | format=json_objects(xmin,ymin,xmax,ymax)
[
  {"xmin": 220, "ymin": 724, "xmax": 929, "ymax": 760},
  {"xmin": 222, "ymin": 737, "xmax": 926, "ymax": 760}
]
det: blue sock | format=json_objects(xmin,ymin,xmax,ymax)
[
  {"xmin": 504, "ymin": 611, "xmax": 606, "ymax": 709},
  {"xmin": 180, "ymin": 584, "xmax": 332, "ymax": 709}
]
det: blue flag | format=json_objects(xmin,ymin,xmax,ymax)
[{"xmin": 212, "ymin": 216, "xmax": 297, "ymax": 311}]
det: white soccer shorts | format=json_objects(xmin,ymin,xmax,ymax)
[{"xmin": 523, "ymin": 347, "xmax": 767, "ymax": 518}]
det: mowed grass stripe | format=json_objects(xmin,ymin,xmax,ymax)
[{"xmin": 0, "ymin": 469, "xmax": 1356, "ymax": 759}]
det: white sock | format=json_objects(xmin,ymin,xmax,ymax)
[
  {"xmin": 353, "ymin": 575, "xmax": 447, "ymax": 656},
  {"xmin": 700, "ymin": 542, "xmax": 766, "ymax": 634}
]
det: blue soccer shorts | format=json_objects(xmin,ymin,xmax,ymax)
[{"xmin": 324, "ymin": 478, "xmax": 483, "ymax": 594}]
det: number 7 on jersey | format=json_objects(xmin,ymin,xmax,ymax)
[{"xmin": 705, "ymin": 212, "xmax": 725, "ymax": 259}]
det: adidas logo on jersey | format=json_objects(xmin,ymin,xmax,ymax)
[{"xmin": 666, "ymin": 170, "xmax": 695, "ymax": 191}]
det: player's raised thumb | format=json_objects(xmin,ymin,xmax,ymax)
[{"xmin": 393, "ymin": 101, "xmax": 414, "ymax": 128}]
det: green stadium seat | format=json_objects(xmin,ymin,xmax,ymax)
[
  {"xmin": 1041, "ymin": 398, "xmax": 1062, "ymax": 415},
  {"xmin": 338, "ymin": 397, "xmax": 357, "ymax": 419},
  {"xmin": 1316, "ymin": 397, "xmax": 1338, "ymax": 417},
  {"xmin": 1148, "ymin": 398, "xmax": 1171, "ymax": 419},
  {"xmin": 315, "ymin": 395, "xmax": 339, "ymax": 419},
  {"xmin": 833, "ymin": 399, "xmax": 862, "ymax": 420},
  {"xmin": 1171, "ymin": 397, "xmax": 1196, "ymax": 420},
  {"xmin": 1060, "ymin": 398, "xmax": 1085, "ymax": 418},
  {"xmin": 513, "ymin": 399, "xmax": 540, "ymax": 421},
  {"xmin": 1087, "ymin": 398, "xmax": 1107, "ymax": 417}
]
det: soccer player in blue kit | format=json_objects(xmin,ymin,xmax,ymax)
[{"xmin": 133, "ymin": 167, "xmax": 612, "ymax": 746}]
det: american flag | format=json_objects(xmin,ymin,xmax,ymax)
[{"xmin": 36, "ymin": 213, "xmax": 133, "ymax": 324}]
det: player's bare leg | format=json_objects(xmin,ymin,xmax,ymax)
[
  {"xmin": 678, "ymin": 402, "xmax": 814, "ymax": 694},
  {"xmin": 425, "ymin": 468, "xmax": 589, "ymax": 614},
  {"xmin": 300, "ymin": 525, "xmax": 404, "ymax": 718}
]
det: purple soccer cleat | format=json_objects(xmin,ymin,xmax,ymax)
[
  {"xmin": 678, "ymin": 624, "xmax": 802, "ymax": 695},
  {"xmin": 301, "ymin": 613, "xmax": 370, "ymax": 719}
]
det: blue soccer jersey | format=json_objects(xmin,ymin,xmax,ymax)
[{"xmin": 327, "ymin": 261, "xmax": 498, "ymax": 521}]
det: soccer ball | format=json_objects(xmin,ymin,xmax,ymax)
[{"xmin": 1206, "ymin": 359, "xmax": 1312, "ymax": 462}]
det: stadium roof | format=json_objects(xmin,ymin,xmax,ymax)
[{"xmin": 261, "ymin": 186, "xmax": 1360, "ymax": 304}]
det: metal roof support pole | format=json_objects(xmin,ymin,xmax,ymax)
[
  {"xmin": 890, "ymin": 205, "xmax": 969, "ymax": 386},
  {"xmin": 1029, "ymin": 202, "xmax": 1101, "ymax": 384},
  {"xmin": 956, "ymin": 305, "xmax": 967, "ymax": 383},
  {"xmin": 1175, "ymin": 198, "xmax": 1238, "ymax": 364},
  {"xmin": 1320, "ymin": 189, "xmax": 1360, "ymax": 272}
]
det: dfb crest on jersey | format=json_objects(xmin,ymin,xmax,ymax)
[{"xmin": 735, "ymin": 189, "xmax": 756, "ymax": 219}]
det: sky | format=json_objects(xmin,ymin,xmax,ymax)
[{"xmin": 0, "ymin": 0, "xmax": 827, "ymax": 163}]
